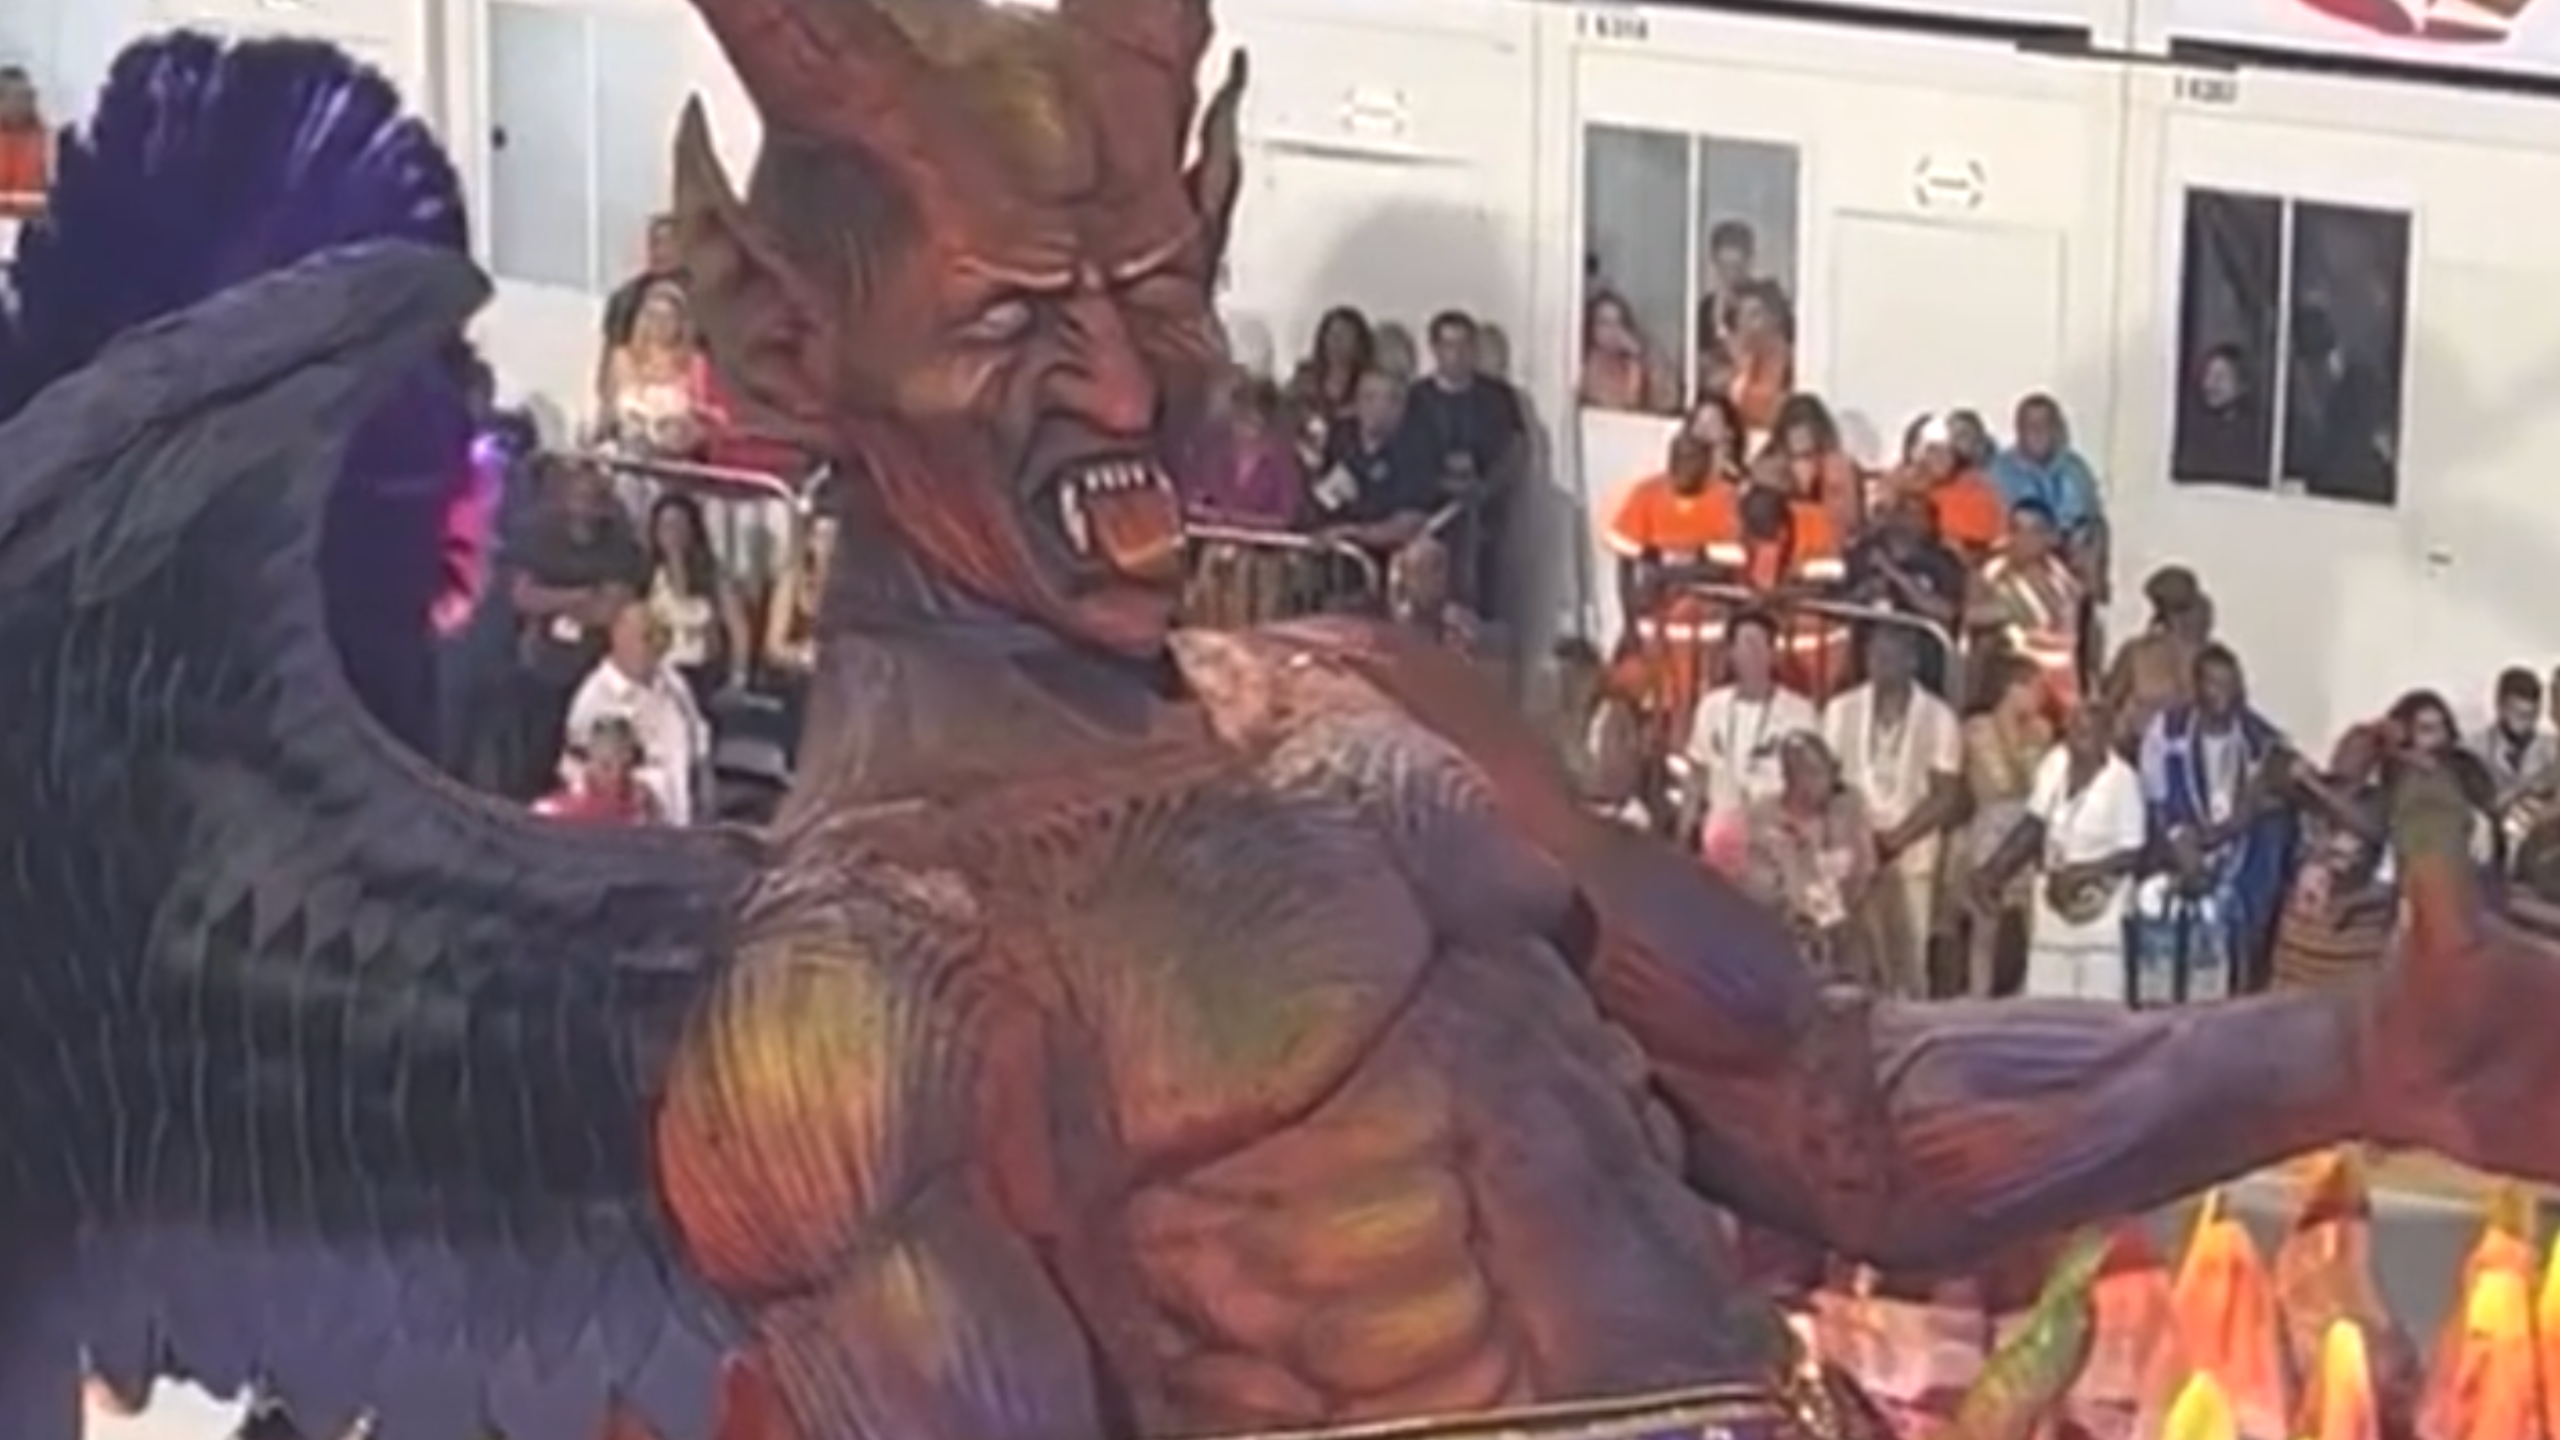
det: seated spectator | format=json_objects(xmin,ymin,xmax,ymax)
[
  {"xmin": 2470, "ymin": 665, "xmax": 2559, "ymax": 858},
  {"xmin": 1842, "ymin": 490, "xmax": 1965, "ymax": 696},
  {"xmin": 1970, "ymin": 702, "xmax": 2147, "ymax": 1002},
  {"xmin": 1706, "ymin": 281, "xmax": 1795, "ymax": 437},
  {"xmin": 1578, "ymin": 289, "xmax": 1678, "ymax": 414},
  {"xmin": 1183, "ymin": 375, "xmax": 1305, "ymax": 530},
  {"xmin": 505, "ymin": 456, "xmax": 651, "ymax": 799},
  {"xmin": 1683, "ymin": 610, "xmax": 1821, "ymax": 865},
  {"xmin": 1739, "ymin": 731, "xmax": 1878, "ymax": 987},
  {"xmin": 1373, "ymin": 323, "xmax": 1420, "ymax": 385},
  {"xmin": 569, "ymin": 601, "xmax": 713, "ymax": 825},
  {"xmin": 1602, "ymin": 409, "xmax": 1745, "ymax": 752},
  {"xmin": 1715, "ymin": 482, "xmax": 1850, "ymax": 697},
  {"xmin": 1958, "ymin": 656, "xmax": 2056, "ymax": 997},
  {"xmin": 2131, "ymin": 644, "xmax": 2294, "ymax": 1003},
  {"xmin": 0, "ymin": 67, "xmax": 48, "ymax": 216},
  {"xmin": 1311, "ymin": 368, "xmax": 1436, "ymax": 555},
  {"xmin": 1763, "ymin": 394, "xmax": 1862, "ymax": 537},
  {"xmin": 1554, "ymin": 641, "xmax": 1666, "ymax": 832},
  {"xmin": 764, "ymin": 513, "xmax": 837, "ymax": 678},
  {"xmin": 1896, "ymin": 412, "xmax": 2006, "ymax": 559},
  {"xmin": 2380, "ymin": 687, "xmax": 2497, "ymax": 861},
  {"xmin": 1693, "ymin": 219, "xmax": 1764, "ymax": 365},
  {"xmin": 2099, "ymin": 565, "xmax": 2214, "ymax": 757},
  {"xmin": 1606, "ymin": 398, "xmax": 1744, "ymax": 620},
  {"xmin": 2272, "ymin": 724, "xmax": 2399, "ymax": 992},
  {"xmin": 1823, "ymin": 626, "xmax": 1962, "ymax": 997},
  {"xmin": 1946, "ymin": 409, "xmax": 1997, "ymax": 472},
  {"xmin": 1285, "ymin": 306, "xmax": 1375, "ymax": 423},
  {"xmin": 599, "ymin": 280, "xmax": 716, "ymax": 460},
  {"xmin": 2172, "ymin": 343, "xmax": 2270, "ymax": 485},
  {"xmin": 1407, "ymin": 309, "xmax": 1528, "ymax": 614},
  {"xmin": 1991, "ymin": 394, "xmax": 2109, "ymax": 601},
  {"xmin": 1969, "ymin": 498, "xmax": 2085, "ymax": 714},
  {"xmin": 601, "ymin": 213, "xmax": 684, "ymax": 351},
  {"xmin": 534, "ymin": 715, "xmax": 665, "ymax": 825},
  {"xmin": 1386, "ymin": 535, "xmax": 1477, "ymax": 652},
  {"xmin": 644, "ymin": 493, "xmax": 752, "ymax": 705}
]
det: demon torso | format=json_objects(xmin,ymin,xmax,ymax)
[{"xmin": 652, "ymin": 628, "xmax": 1791, "ymax": 1436}]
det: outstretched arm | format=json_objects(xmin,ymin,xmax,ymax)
[
  {"xmin": 1242, "ymin": 620, "xmax": 2372, "ymax": 1275},
  {"xmin": 1576, "ymin": 822, "xmax": 2363, "ymax": 1272}
]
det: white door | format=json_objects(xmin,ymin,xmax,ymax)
[{"xmin": 1826, "ymin": 213, "xmax": 2069, "ymax": 464}]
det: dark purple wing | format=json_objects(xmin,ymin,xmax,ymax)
[
  {"xmin": 1, "ymin": 31, "xmax": 481, "ymax": 757},
  {"xmin": 0, "ymin": 245, "xmax": 752, "ymax": 1440}
]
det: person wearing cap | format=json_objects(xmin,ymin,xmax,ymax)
[
  {"xmin": 2099, "ymin": 564, "xmax": 2214, "ymax": 757},
  {"xmin": 1897, "ymin": 412, "xmax": 2007, "ymax": 560}
]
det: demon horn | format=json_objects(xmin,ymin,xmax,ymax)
[{"xmin": 685, "ymin": 0, "xmax": 936, "ymax": 143}]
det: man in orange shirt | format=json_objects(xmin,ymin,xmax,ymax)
[
  {"xmin": 1605, "ymin": 429, "xmax": 1739, "ymax": 745},
  {"xmin": 1903, "ymin": 411, "xmax": 2006, "ymax": 560}
]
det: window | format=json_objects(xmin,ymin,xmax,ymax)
[
  {"xmin": 1578, "ymin": 127, "xmax": 1802, "ymax": 430},
  {"xmin": 2170, "ymin": 189, "xmax": 2410, "ymax": 506},
  {"xmin": 485, "ymin": 0, "xmax": 691, "ymax": 292}
]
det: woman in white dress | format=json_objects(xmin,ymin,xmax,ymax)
[{"xmin": 1970, "ymin": 704, "xmax": 2150, "ymax": 1001}]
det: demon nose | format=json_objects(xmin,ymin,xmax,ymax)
[{"xmin": 1048, "ymin": 295, "xmax": 1159, "ymax": 439}]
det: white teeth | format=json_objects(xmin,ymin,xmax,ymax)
[{"xmin": 1054, "ymin": 460, "xmax": 1184, "ymax": 557}]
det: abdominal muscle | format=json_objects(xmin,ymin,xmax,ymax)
[
  {"xmin": 1114, "ymin": 983, "xmax": 1763, "ymax": 1436},
  {"xmin": 1125, "ymin": 1043, "xmax": 1532, "ymax": 1432}
]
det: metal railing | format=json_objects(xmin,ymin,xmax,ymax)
[
  {"xmin": 1178, "ymin": 495, "xmax": 1474, "ymax": 630},
  {"xmin": 574, "ymin": 448, "xmax": 831, "ymax": 599},
  {"xmin": 1612, "ymin": 582, "xmax": 1966, "ymax": 777}
]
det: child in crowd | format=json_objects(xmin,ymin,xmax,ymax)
[{"xmin": 534, "ymin": 715, "xmax": 663, "ymax": 825}]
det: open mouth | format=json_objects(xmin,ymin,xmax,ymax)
[{"xmin": 1049, "ymin": 457, "xmax": 1186, "ymax": 586}]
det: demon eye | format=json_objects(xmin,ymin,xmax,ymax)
[{"xmin": 960, "ymin": 298, "xmax": 1035, "ymax": 343}]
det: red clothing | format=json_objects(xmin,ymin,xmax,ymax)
[{"xmin": 533, "ymin": 783, "xmax": 658, "ymax": 825}]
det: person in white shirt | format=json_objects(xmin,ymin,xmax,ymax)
[
  {"xmin": 1972, "ymin": 705, "xmax": 2149, "ymax": 1002},
  {"xmin": 1683, "ymin": 610, "xmax": 1818, "ymax": 872},
  {"xmin": 1821, "ymin": 625, "xmax": 1961, "ymax": 996},
  {"xmin": 567, "ymin": 601, "xmax": 713, "ymax": 825}
]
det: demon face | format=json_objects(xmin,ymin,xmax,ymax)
[{"xmin": 676, "ymin": 0, "xmax": 1244, "ymax": 657}]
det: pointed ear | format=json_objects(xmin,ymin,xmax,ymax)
[
  {"xmin": 1185, "ymin": 51, "xmax": 1247, "ymax": 272},
  {"xmin": 670, "ymin": 98, "xmax": 828, "ymax": 438}
]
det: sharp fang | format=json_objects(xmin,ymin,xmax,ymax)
[{"xmin": 1059, "ymin": 486, "xmax": 1091, "ymax": 553}]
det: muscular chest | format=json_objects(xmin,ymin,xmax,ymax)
[{"xmin": 959, "ymin": 765, "xmax": 1437, "ymax": 1168}]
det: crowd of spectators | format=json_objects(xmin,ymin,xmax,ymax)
[
  {"xmin": 449, "ymin": 212, "xmax": 826, "ymax": 829},
  {"xmin": 420, "ymin": 199, "xmax": 2560, "ymax": 1018},
  {"xmin": 1180, "ymin": 305, "xmax": 1527, "ymax": 650},
  {"xmin": 1563, "ymin": 327, "xmax": 2553, "ymax": 1014}
]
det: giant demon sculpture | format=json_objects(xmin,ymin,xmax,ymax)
[{"xmin": 0, "ymin": 3, "xmax": 2557, "ymax": 1440}]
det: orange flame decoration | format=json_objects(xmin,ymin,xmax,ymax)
[{"xmin": 1795, "ymin": 1148, "xmax": 2559, "ymax": 1439}]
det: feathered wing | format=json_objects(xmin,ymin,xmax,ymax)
[
  {"xmin": 0, "ymin": 245, "xmax": 752, "ymax": 1440},
  {"xmin": 1, "ymin": 32, "xmax": 483, "ymax": 754}
]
